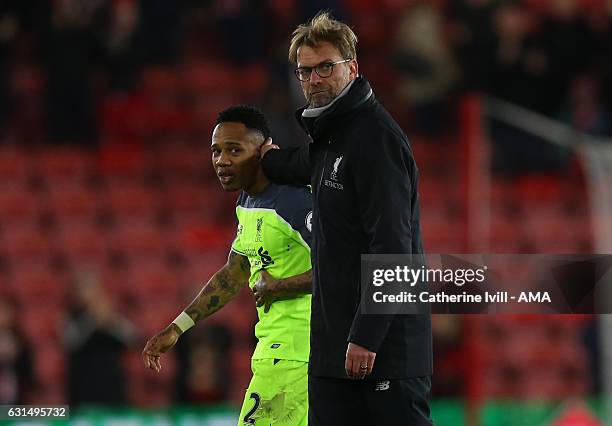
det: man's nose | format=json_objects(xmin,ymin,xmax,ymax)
[
  {"xmin": 216, "ymin": 151, "xmax": 231, "ymax": 166},
  {"xmin": 309, "ymin": 70, "xmax": 323, "ymax": 84}
]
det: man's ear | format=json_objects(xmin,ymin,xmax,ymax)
[{"xmin": 349, "ymin": 59, "xmax": 359, "ymax": 80}]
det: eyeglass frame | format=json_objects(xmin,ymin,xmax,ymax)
[{"xmin": 294, "ymin": 58, "xmax": 353, "ymax": 82}]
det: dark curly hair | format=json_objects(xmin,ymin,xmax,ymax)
[{"xmin": 216, "ymin": 105, "xmax": 271, "ymax": 140}]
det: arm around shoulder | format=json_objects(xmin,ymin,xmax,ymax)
[{"xmin": 261, "ymin": 145, "xmax": 310, "ymax": 185}]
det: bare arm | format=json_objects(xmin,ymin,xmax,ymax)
[
  {"xmin": 183, "ymin": 250, "xmax": 251, "ymax": 324},
  {"xmin": 142, "ymin": 250, "xmax": 250, "ymax": 372},
  {"xmin": 253, "ymin": 269, "xmax": 312, "ymax": 313}
]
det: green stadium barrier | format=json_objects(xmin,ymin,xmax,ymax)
[{"xmin": 2, "ymin": 400, "xmax": 608, "ymax": 425}]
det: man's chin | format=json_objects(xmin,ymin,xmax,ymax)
[
  {"xmin": 309, "ymin": 93, "xmax": 333, "ymax": 108},
  {"xmin": 219, "ymin": 182, "xmax": 241, "ymax": 192}
]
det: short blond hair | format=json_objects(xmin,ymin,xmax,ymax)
[{"xmin": 288, "ymin": 11, "xmax": 357, "ymax": 64}]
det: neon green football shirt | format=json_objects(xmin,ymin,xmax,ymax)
[{"xmin": 231, "ymin": 183, "xmax": 312, "ymax": 362}]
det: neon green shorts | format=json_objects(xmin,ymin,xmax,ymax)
[{"xmin": 238, "ymin": 358, "xmax": 308, "ymax": 426}]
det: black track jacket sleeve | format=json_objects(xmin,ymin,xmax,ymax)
[
  {"xmin": 348, "ymin": 130, "xmax": 414, "ymax": 352},
  {"xmin": 261, "ymin": 145, "xmax": 311, "ymax": 186}
]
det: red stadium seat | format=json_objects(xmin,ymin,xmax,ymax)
[
  {"xmin": 126, "ymin": 257, "xmax": 181, "ymax": 303},
  {"xmin": 97, "ymin": 144, "xmax": 152, "ymax": 177},
  {"xmin": 34, "ymin": 342, "xmax": 65, "ymax": 386},
  {"xmin": 156, "ymin": 146, "xmax": 211, "ymax": 178},
  {"xmin": 233, "ymin": 63, "xmax": 267, "ymax": 97},
  {"xmin": 228, "ymin": 345, "xmax": 255, "ymax": 401},
  {"xmin": 0, "ymin": 183, "xmax": 41, "ymax": 222},
  {"xmin": 99, "ymin": 93, "xmax": 152, "ymax": 141},
  {"xmin": 181, "ymin": 62, "xmax": 235, "ymax": 93},
  {"xmin": 141, "ymin": 66, "xmax": 181, "ymax": 98},
  {"xmin": 421, "ymin": 206, "xmax": 463, "ymax": 252},
  {"xmin": 0, "ymin": 150, "xmax": 31, "ymax": 182},
  {"xmin": 21, "ymin": 306, "xmax": 64, "ymax": 343},
  {"xmin": 108, "ymin": 218, "xmax": 168, "ymax": 258},
  {"xmin": 189, "ymin": 94, "xmax": 242, "ymax": 136},
  {"xmin": 1, "ymin": 223, "xmax": 51, "ymax": 262},
  {"xmin": 9, "ymin": 263, "xmax": 68, "ymax": 307},
  {"xmin": 164, "ymin": 181, "xmax": 212, "ymax": 213},
  {"xmin": 43, "ymin": 179, "xmax": 101, "ymax": 219},
  {"xmin": 148, "ymin": 101, "xmax": 194, "ymax": 138},
  {"xmin": 210, "ymin": 292, "xmax": 257, "ymax": 339},
  {"xmin": 53, "ymin": 219, "xmax": 108, "ymax": 264},
  {"xmin": 171, "ymin": 223, "xmax": 236, "ymax": 253},
  {"xmin": 130, "ymin": 302, "xmax": 178, "ymax": 337},
  {"xmin": 103, "ymin": 179, "xmax": 162, "ymax": 218},
  {"xmin": 34, "ymin": 149, "xmax": 94, "ymax": 180}
]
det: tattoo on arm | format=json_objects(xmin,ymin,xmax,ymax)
[
  {"xmin": 184, "ymin": 251, "xmax": 251, "ymax": 323},
  {"xmin": 275, "ymin": 270, "xmax": 312, "ymax": 300},
  {"xmin": 206, "ymin": 295, "xmax": 220, "ymax": 311}
]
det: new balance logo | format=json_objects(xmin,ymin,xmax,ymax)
[{"xmin": 375, "ymin": 380, "xmax": 390, "ymax": 391}]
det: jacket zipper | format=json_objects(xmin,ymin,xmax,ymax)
[{"xmin": 318, "ymin": 143, "xmax": 329, "ymax": 192}]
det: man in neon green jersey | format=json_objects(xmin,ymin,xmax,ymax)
[{"xmin": 142, "ymin": 105, "xmax": 312, "ymax": 426}]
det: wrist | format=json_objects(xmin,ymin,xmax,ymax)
[
  {"xmin": 270, "ymin": 278, "xmax": 286, "ymax": 298},
  {"xmin": 172, "ymin": 311, "xmax": 195, "ymax": 334},
  {"xmin": 169, "ymin": 323, "xmax": 183, "ymax": 336}
]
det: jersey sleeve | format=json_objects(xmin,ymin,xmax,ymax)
[
  {"xmin": 276, "ymin": 186, "xmax": 313, "ymax": 249},
  {"xmin": 230, "ymin": 192, "xmax": 247, "ymax": 255}
]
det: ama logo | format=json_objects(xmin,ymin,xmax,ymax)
[{"xmin": 258, "ymin": 246, "xmax": 274, "ymax": 267}]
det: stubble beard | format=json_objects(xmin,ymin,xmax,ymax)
[
  {"xmin": 310, "ymin": 98, "xmax": 330, "ymax": 108},
  {"xmin": 306, "ymin": 75, "xmax": 350, "ymax": 108},
  {"xmin": 306, "ymin": 85, "xmax": 335, "ymax": 108}
]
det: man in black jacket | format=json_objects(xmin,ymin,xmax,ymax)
[{"xmin": 261, "ymin": 12, "xmax": 433, "ymax": 425}]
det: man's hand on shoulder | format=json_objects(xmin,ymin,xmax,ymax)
[{"xmin": 260, "ymin": 137, "xmax": 279, "ymax": 159}]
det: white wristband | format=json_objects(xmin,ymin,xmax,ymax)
[{"xmin": 172, "ymin": 312, "xmax": 195, "ymax": 333}]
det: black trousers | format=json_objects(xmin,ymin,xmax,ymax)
[{"xmin": 309, "ymin": 375, "xmax": 433, "ymax": 426}]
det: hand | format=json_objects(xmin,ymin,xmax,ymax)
[
  {"xmin": 345, "ymin": 342, "xmax": 376, "ymax": 379},
  {"xmin": 252, "ymin": 269, "xmax": 281, "ymax": 313},
  {"xmin": 260, "ymin": 137, "xmax": 279, "ymax": 159},
  {"xmin": 142, "ymin": 324, "xmax": 180, "ymax": 373}
]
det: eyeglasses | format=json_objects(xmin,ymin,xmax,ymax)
[{"xmin": 294, "ymin": 59, "xmax": 352, "ymax": 82}]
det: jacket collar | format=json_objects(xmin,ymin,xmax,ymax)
[
  {"xmin": 301, "ymin": 79, "xmax": 357, "ymax": 118},
  {"xmin": 295, "ymin": 75, "xmax": 375, "ymax": 141}
]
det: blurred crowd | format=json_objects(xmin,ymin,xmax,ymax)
[
  {"xmin": 448, "ymin": 0, "xmax": 611, "ymax": 128},
  {"xmin": 0, "ymin": 296, "xmax": 32, "ymax": 404},
  {"xmin": 0, "ymin": 0, "xmax": 610, "ymax": 147},
  {"xmin": 0, "ymin": 0, "xmax": 606, "ymax": 409},
  {"xmin": 0, "ymin": 277, "xmax": 235, "ymax": 406}
]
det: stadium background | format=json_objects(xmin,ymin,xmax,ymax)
[{"xmin": 0, "ymin": 0, "xmax": 611, "ymax": 424}]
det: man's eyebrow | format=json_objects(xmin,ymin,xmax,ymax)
[
  {"xmin": 299, "ymin": 59, "xmax": 335, "ymax": 67},
  {"xmin": 211, "ymin": 140, "xmax": 243, "ymax": 147}
]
